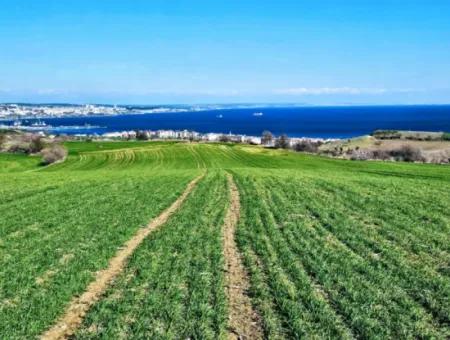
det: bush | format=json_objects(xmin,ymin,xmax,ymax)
[
  {"xmin": 389, "ymin": 145, "xmax": 424, "ymax": 162},
  {"xmin": 41, "ymin": 145, "xmax": 67, "ymax": 165},
  {"xmin": 261, "ymin": 130, "xmax": 273, "ymax": 145},
  {"xmin": 293, "ymin": 140, "xmax": 319, "ymax": 153},
  {"xmin": 349, "ymin": 145, "xmax": 424, "ymax": 162},
  {"xmin": 349, "ymin": 149, "xmax": 374, "ymax": 160},
  {"xmin": 2, "ymin": 133, "xmax": 46, "ymax": 154},
  {"xmin": 135, "ymin": 130, "xmax": 149, "ymax": 141},
  {"xmin": 372, "ymin": 149, "xmax": 391, "ymax": 160},
  {"xmin": 218, "ymin": 134, "xmax": 231, "ymax": 142},
  {"xmin": 372, "ymin": 130, "xmax": 401, "ymax": 139},
  {"xmin": 275, "ymin": 134, "xmax": 290, "ymax": 149},
  {"xmin": 29, "ymin": 135, "xmax": 45, "ymax": 153},
  {"xmin": 442, "ymin": 132, "xmax": 450, "ymax": 141}
]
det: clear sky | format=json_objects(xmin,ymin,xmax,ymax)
[{"xmin": 1, "ymin": 0, "xmax": 449, "ymax": 104}]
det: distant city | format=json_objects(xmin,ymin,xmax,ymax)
[
  {"xmin": 0, "ymin": 103, "xmax": 309, "ymax": 120},
  {"xmin": 0, "ymin": 103, "xmax": 188, "ymax": 119}
]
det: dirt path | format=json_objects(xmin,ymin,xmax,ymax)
[
  {"xmin": 224, "ymin": 174, "xmax": 263, "ymax": 339},
  {"xmin": 41, "ymin": 173, "xmax": 204, "ymax": 340}
]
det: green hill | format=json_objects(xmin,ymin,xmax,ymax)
[{"xmin": 1, "ymin": 142, "xmax": 449, "ymax": 338}]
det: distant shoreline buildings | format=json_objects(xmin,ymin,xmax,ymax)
[
  {"xmin": 0, "ymin": 104, "xmax": 130, "ymax": 119},
  {"xmin": 100, "ymin": 129, "xmax": 335, "ymax": 146},
  {"xmin": 0, "ymin": 103, "xmax": 340, "ymax": 145}
]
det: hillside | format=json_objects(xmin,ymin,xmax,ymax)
[
  {"xmin": 1, "ymin": 142, "xmax": 449, "ymax": 339},
  {"xmin": 319, "ymin": 133, "xmax": 450, "ymax": 163}
]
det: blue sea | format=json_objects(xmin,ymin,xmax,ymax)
[{"xmin": 4, "ymin": 105, "xmax": 450, "ymax": 139}]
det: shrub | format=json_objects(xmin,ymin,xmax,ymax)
[
  {"xmin": 275, "ymin": 134, "xmax": 290, "ymax": 149},
  {"xmin": 261, "ymin": 130, "xmax": 273, "ymax": 145},
  {"xmin": 372, "ymin": 149, "xmax": 391, "ymax": 160},
  {"xmin": 41, "ymin": 145, "xmax": 68, "ymax": 165},
  {"xmin": 2, "ymin": 133, "xmax": 46, "ymax": 154},
  {"xmin": 349, "ymin": 149, "xmax": 374, "ymax": 160},
  {"xmin": 29, "ymin": 135, "xmax": 45, "ymax": 153},
  {"xmin": 389, "ymin": 145, "xmax": 424, "ymax": 162},
  {"xmin": 293, "ymin": 140, "xmax": 319, "ymax": 153},
  {"xmin": 423, "ymin": 151, "xmax": 450, "ymax": 164},
  {"xmin": 442, "ymin": 132, "xmax": 450, "ymax": 141},
  {"xmin": 218, "ymin": 134, "xmax": 231, "ymax": 142},
  {"xmin": 135, "ymin": 130, "xmax": 149, "ymax": 140},
  {"xmin": 372, "ymin": 130, "xmax": 401, "ymax": 139}
]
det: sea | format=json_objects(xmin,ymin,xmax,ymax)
[{"xmin": 2, "ymin": 105, "xmax": 450, "ymax": 139}]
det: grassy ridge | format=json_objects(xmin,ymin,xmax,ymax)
[{"xmin": 0, "ymin": 141, "xmax": 449, "ymax": 338}]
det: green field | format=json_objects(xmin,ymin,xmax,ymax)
[{"xmin": 1, "ymin": 141, "xmax": 449, "ymax": 339}]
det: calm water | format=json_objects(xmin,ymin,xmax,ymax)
[{"xmin": 5, "ymin": 105, "xmax": 450, "ymax": 138}]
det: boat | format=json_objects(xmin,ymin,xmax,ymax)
[
  {"xmin": 253, "ymin": 112, "xmax": 263, "ymax": 116},
  {"xmin": 31, "ymin": 120, "xmax": 48, "ymax": 127}
]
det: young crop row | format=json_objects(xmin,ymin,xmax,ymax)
[
  {"xmin": 0, "ymin": 167, "xmax": 199, "ymax": 338},
  {"xmin": 75, "ymin": 172, "xmax": 229, "ymax": 339},
  {"xmin": 232, "ymin": 168, "xmax": 450, "ymax": 339}
]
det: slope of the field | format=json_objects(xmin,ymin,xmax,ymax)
[
  {"xmin": 76, "ymin": 171, "xmax": 229, "ymax": 339},
  {"xmin": 0, "ymin": 144, "xmax": 200, "ymax": 338},
  {"xmin": 233, "ymin": 168, "xmax": 450, "ymax": 338},
  {"xmin": 0, "ymin": 141, "xmax": 449, "ymax": 339}
]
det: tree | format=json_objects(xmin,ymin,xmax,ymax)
[
  {"xmin": 135, "ymin": 130, "xmax": 149, "ymax": 140},
  {"xmin": 219, "ymin": 134, "xmax": 231, "ymax": 142},
  {"xmin": 41, "ymin": 145, "xmax": 68, "ymax": 165},
  {"xmin": 275, "ymin": 134, "xmax": 290, "ymax": 149},
  {"xmin": 29, "ymin": 135, "xmax": 45, "ymax": 153},
  {"xmin": 261, "ymin": 130, "xmax": 273, "ymax": 145},
  {"xmin": 293, "ymin": 140, "xmax": 319, "ymax": 153}
]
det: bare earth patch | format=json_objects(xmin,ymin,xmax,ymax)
[
  {"xmin": 41, "ymin": 173, "xmax": 204, "ymax": 340},
  {"xmin": 224, "ymin": 174, "xmax": 263, "ymax": 339}
]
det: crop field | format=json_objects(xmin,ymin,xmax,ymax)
[{"xmin": 0, "ymin": 141, "xmax": 449, "ymax": 339}]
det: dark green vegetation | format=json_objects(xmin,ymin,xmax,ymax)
[
  {"xmin": 372, "ymin": 129, "xmax": 447, "ymax": 141},
  {"xmin": 1, "ymin": 141, "xmax": 449, "ymax": 338}
]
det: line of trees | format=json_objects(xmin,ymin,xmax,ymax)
[{"xmin": 261, "ymin": 130, "xmax": 322, "ymax": 152}]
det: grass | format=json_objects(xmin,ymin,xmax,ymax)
[
  {"xmin": 76, "ymin": 172, "xmax": 228, "ymax": 339},
  {"xmin": 0, "ymin": 153, "xmax": 41, "ymax": 173},
  {"xmin": 0, "ymin": 141, "xmax": 449, "ymax": 338},
  {"xmin": 232, "ymin": 168, "xmax": 450, "ymax": 338},
  {"xmin": 0, "ymin": 145, "xmax": 200, "ymax": 338}
]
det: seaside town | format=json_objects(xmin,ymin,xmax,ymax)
[
  {"xmin": 0, "ymin": 103, "xmax": 202, "ymax": 119},
  {"xmin": 0, "ymin": 103, "xmax": 132, "ymax": 118},
  {"xmin": 0, "ymin": 103, "xmax": 248, "ymax": 119},
  {"xmin": 79, "ymin": 129, "xmax": 333, "ymax": 148},
  {"xmin": 0, "ymin": 103, "xmax": 336, "ymax": 146}
]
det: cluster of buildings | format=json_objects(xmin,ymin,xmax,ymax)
[
  {"xmin": 100, "ymin": 129, "xmax": 334, "ymax": 146},
  {"xmin": 0, "ymin": 103, "xmax": 213, "ymax": 119},
  {"xmin": 0, "ymin": 104, "xmax": 128, "ymax": 118},
  {"xmin": 102, "ymin": 129, "xmax": 263, "ymax": 144}
]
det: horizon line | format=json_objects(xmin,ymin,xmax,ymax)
[{"xmin": 2, "ymin": 102, "xmax": 450, "ymax": 107}]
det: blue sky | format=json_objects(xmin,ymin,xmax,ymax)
[{"xmin": 1, "ymin": 0, "xmax": 449, "ymax": 104}]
